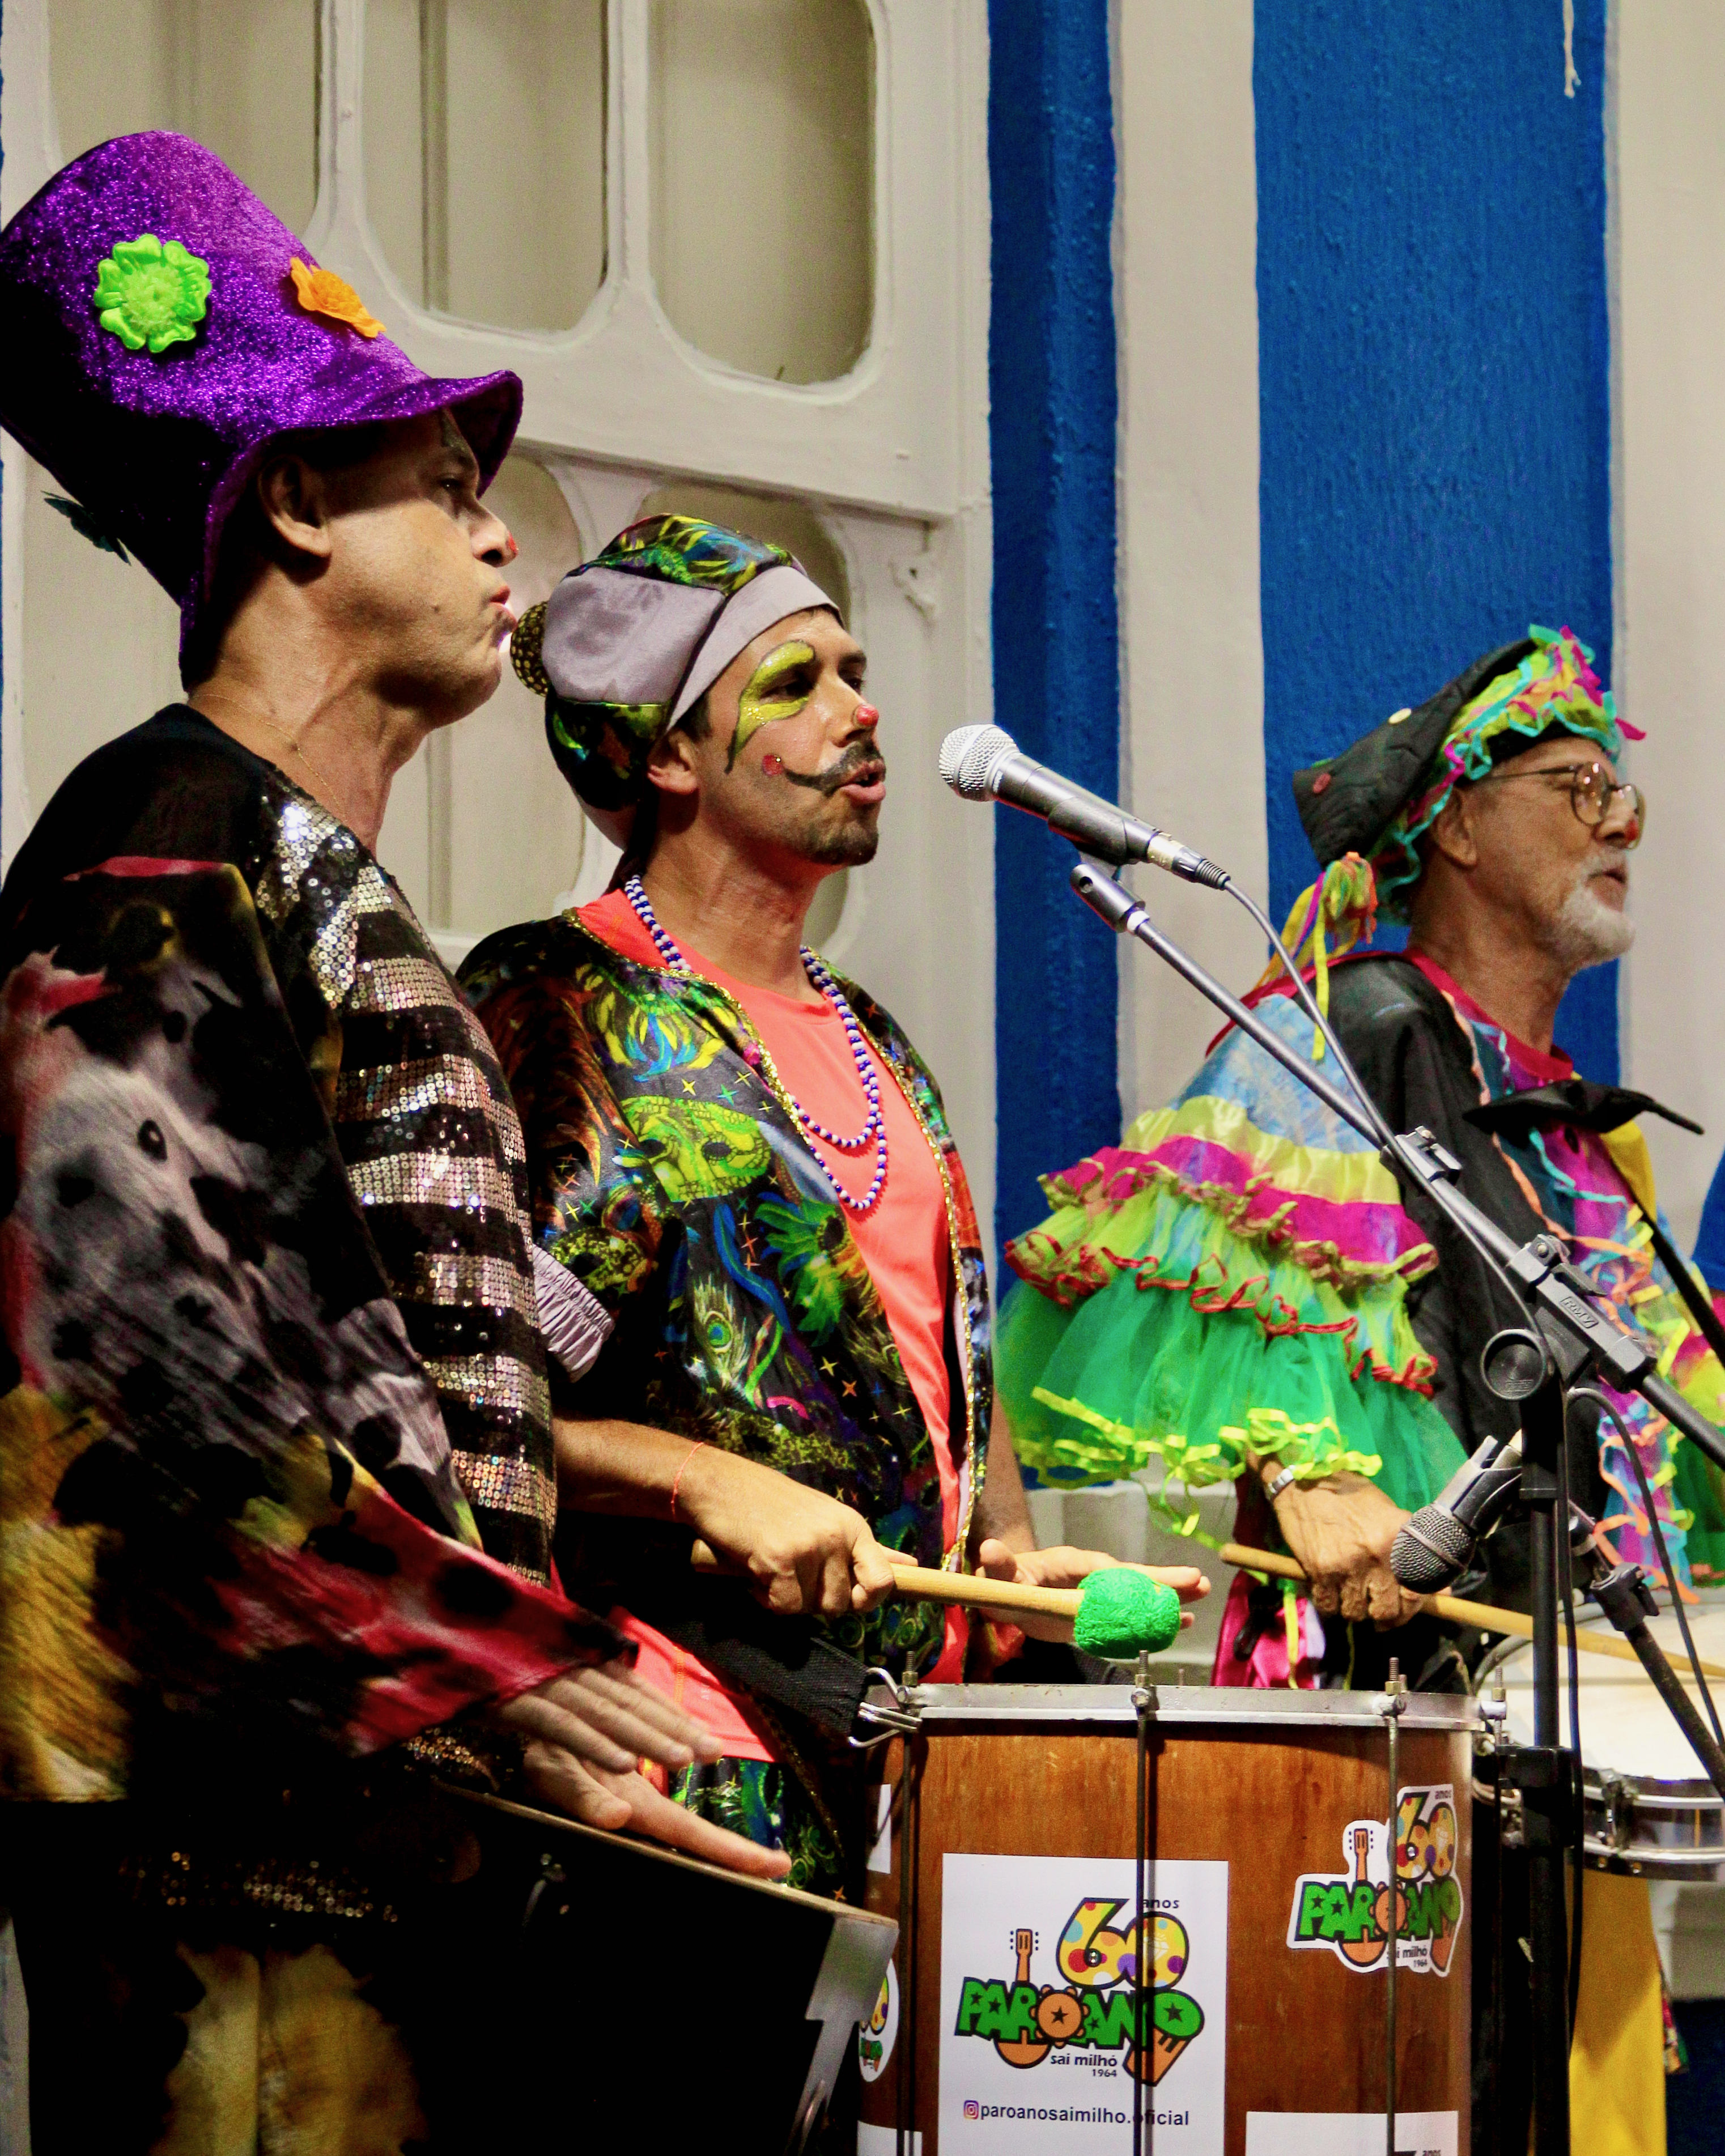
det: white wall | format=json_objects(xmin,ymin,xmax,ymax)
[
  {"xmin": 1115, "ymin": 0, "xmax": 1268, "ymax": 1118},
  {"xmin": 1614, "ymin": 0, "xmax": 1725, "ymax": 1244}
]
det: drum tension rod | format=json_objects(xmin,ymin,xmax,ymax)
[
  {"xmin": 1373, "ymin": 1662, "xmax": 1408, "ymax": 2156},
  {"xmin": 1132, "ymin": 1649, "xmax": 1155, "ymax": 2156}
]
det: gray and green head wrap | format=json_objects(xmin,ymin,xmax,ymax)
[{"xmin": 511, "ymin": 513, "xmax": 839, "ymax": 845}]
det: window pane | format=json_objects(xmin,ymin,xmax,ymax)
[
  {"xmin": 650, "ymin": 0, "xmax": 873, "ymax": 383},
  {"xmin": 364, "ymin": 0, "xmax": 605, "ymax": 333},
  {"xmin": 50, "ymin": 0, "xmax": 318, "ymax": 233}
]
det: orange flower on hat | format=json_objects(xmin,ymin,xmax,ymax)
[{"xmin": 288, "ymin": 258, "xmax": 383, "ymax": 339}]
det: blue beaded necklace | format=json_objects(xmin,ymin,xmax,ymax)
[{"xmin": 623, "ymin": 875, "xmax": 889, "ymax": 1214}]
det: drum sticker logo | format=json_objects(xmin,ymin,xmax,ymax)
[
  {"xmin": 938, "ymin": 1854, "xmax": 1227, "ymax": 2150},
  {"xmin": 859, "ymin": 1959, "xmax": 899, "ymax": 2083},
  {"xmin": 1286, "ymin": 1783, "xmax": 1463, "ymax": 1975},
  {"xmin": 954, "ymin": 1902, "xmax": 1204, "ymax": 2085}
]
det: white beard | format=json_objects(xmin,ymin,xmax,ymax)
[{"xmin": 1546, "ymin": 853, "xmax": 1635, "ymax": 972}]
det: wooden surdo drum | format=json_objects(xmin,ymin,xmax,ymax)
[{"xmin": 856, "ymin": 1683, "xmax": 1475, "ymax": 2156}]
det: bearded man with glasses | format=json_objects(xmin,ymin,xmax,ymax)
[
  {"xmin": 997, "ymin": 625, "xmax": 1725, "ymax": 2144},
  {"xmin": 998, "ymin": 623, "xmax": 1725, "ymax": 1653}
]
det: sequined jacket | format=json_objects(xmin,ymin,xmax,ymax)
[
  {"xmin": 461, "ymin": 911, "xmax": 996, "ymax": 1677},
  {"xmin": 0, "ymin": 708, "xmax": 610, "ymax": 1806}
]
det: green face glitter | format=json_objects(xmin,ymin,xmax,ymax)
[{"xmin": 728, "ymin": 640, "xmax": 817, "ymax": 771}]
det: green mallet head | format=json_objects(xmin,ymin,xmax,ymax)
[{"xmin": 1071, "ymin": 1568, "xmax": 1183, "ymax": 1661}]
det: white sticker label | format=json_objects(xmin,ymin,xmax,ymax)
[
  {"xmin": 1286, "ymin": 1783, "xmax": 1464, "ymax": 1976},
  {"xmin": 1245, "ymin": 2110, "xmax": 1458, "ymax": 2156},
  {"xmin": 938, "ymin": 1854, "xmax": 1228, "ymax": 2153},
  {"xmin": 868, "ymin": 1783, "xmax": 894, "ymax": 1875}
]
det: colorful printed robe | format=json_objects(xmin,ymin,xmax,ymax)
[
  {"xmin": 0, "ymin": 710, "xmax": 613, "ymax": 1813},
  {"xmin": 999, "ymin": 952, "xmax": 1725, "ymax": 1622},
  {"xmin": 461, "ymin": 913, "xmax": 995, "ymax": 1681}
]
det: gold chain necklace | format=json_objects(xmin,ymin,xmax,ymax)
[{"xmin": 252, "ymin": 712, "xmax": 353, "ymax": 832}]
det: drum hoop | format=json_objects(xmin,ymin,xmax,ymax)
[
  {"xmin": 1475, "ymin": 1627, "xmax": 1725, "ymax": 1800},
  {"xmin": 908, "ymin": 1682, "xmax": 1479, "ymax": 1733},
  {"xmin": 1574, "ymin": 1771, "xmax": 1725, "ymax": 1805}
]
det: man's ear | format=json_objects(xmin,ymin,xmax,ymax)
[
  {"xmin": 254, "ymin": 453, "xmax": 335, "ymax": 565},
  {"xmin": 645, "ymin": 722, "xmax": 702, "ymax": 800},
  {"xmin": 1428, "ymin": 788, "xmax": 1481, "ymax": 870}
]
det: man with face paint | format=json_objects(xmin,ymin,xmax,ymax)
[{"xmin": 463, "ymin": 517, "xmax": 1206, "ymax": 1895}]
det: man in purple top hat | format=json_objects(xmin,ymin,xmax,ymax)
[{"xmin": 0, "ymin": 132, "xmax": 779, "ymax": 2150}]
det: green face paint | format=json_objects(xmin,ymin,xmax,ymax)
[{"xmin": 727, "ymin": 640, "xmax": 816, "ymax": 771}]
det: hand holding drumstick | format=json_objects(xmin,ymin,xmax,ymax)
[
  {"xmin": 691, "ymin": 1538, "xmax": 1208, "ymax": 1656},
  {"xmin": 1224, "ymin": 1540, "xmax": 1725, "ymax": 1681}
]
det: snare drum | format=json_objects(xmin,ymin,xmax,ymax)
[
  {"xmin": 1477, "ymin": 1596, "xmax": 1725, "ymax": 1877},
  {"xmin": 859, "ymin": 1684, "xmax": 1474, "ymax": 2155}
]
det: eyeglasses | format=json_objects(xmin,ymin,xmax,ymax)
[{"xmin": 1473, "ymin": 759, "xmax": 1645, "ymax": 845}]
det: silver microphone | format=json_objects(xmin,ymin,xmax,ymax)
[
  {"xmin": 938, "ymin": 725, "xmax": 1228, "ymax": 887},
  {"xmin": 1390, "ymin": 1431, "xmax": 1525, "ymax": 1593}
]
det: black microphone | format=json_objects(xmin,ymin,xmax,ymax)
[
  {"xmin": 938, "ymin": 725, "xmax": 1229, "ymax": 887},
  {"xmin": 1390, "ymin": 1431, "xmax": 1525, "ymax": 1593}
]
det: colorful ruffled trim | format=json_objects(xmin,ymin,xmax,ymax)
[
  {"xmin": 1017, "ymin": 1091, "xmax": 1435, "ymax": 1305},
  {"xmin": 999, "ymin": 993, "xmax": 1465, "ymax": 1528},
  {"xmin": 999, "ymin": 1189, "xmax": 1452, "ymax": 1525},
  {"xmin": 1622, "ymin": 1273, "xmax": 1725, "ymax": 1587}
]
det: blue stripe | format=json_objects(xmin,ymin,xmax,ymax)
[
  {"xmin": 1696, "ymin": 1155, "xmax": 1725, "ymax": 1291},
  {"xmin": 987, "ymin": 0, "xmax": 1121, "ymax": 1251},
  {"xmin": 1254, "ymin": 0, "xmax": 1618, "ymax": 1080}
]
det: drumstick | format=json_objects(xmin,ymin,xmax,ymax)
[
  {"xmin": 1221, "ymin": 1541, "xmax": 1725, "ymax": 1682},
  {"xmin": 688, "ymin": 1541, "xmax": 1183, "ymax": 1653},
  {"xmin": 690, "ymin": 1537, "xmax": 1077, "ymax": 1616}
]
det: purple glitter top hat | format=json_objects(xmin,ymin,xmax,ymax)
[{"xmin": 0, "ymin": 131, "xmax": 522, "ymax": 656}]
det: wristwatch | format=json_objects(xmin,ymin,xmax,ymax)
[{"xmin": 1261, "ymin": 1464, "xmax": 1299, "ymax": 1504}]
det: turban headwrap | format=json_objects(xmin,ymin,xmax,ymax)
[{"xmin": 511, "ymin": 513, "xmax": 839, "ymax": 847}]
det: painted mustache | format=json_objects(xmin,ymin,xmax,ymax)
[{"xmin": 764, "ymin": 745, "xmax": 887, "ymax": 795}]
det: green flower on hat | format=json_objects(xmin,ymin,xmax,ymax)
[{"xmin": 93, "ymin": 233, "xmax": 211, "ymax": 354}]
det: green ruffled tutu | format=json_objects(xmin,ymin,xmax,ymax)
[
  {"xmin": 996, "ymin": 992, "xmax": 1469, "ymax": 1534},
  {"xmin": 999, "ymin": 1184, "xmax": 1465, "ymax": 1532}
]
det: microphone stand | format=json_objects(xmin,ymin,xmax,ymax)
[{"xmin": 1067, "ymin": 858, "xmax": 1725, "ymax": 2156}]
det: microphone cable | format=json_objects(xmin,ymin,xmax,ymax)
[
  {"xmin": 1557, "ymin": 1391, "xmax": 1585, "ymax": 2044},
  {"xmin": 1571, "ymin": 1385, "xmax": 1725, "ymax": 1750},
  {"xmin": 1214, "ymin": 879, "xmax": 1398, "ymax": 1153}
]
